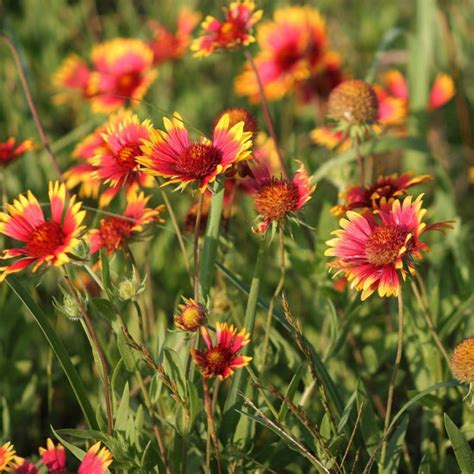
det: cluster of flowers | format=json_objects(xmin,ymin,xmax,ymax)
[{"xmin": 0, "ymin": 439, "xmax": 111, "ymax": 474}]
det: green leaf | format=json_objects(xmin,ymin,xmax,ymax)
[
  {"xmin": 383, "ymin": 414, "xmax": 409, "ymax": 473},
  {"xmin": 6, "ymin": 276, "xmax": 98, "ymax": 430},
  {"xmin": 443, "ymin": 413, "xmax": 474, "ymax": 473},
  {"xmin": 114, "ymin": 382, "xmax": 130, "ymax": 432},
  {"xmin": 278, "ymin": 363, "xmax": 307, "ymax": 423}
]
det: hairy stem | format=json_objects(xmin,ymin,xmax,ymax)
[{"xmin": 203, "ymin": 378, "xmax": 222, "ymax": 474}]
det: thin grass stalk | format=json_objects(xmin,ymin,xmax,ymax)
[
  {"xmin": 224, "ymin": 233, "xmax": 268, "ymax": 414},
  {"xmin": 261, "ymin": 224, "xmax": 286, "ymax": 372},
  {"xmin": 203, "ymin": 378, "xmax": 222, "ymax": 474},
  {"xmin": 243, "ymin": 49, "xmax": 289, "ymax": 180},
  {"xmin": 62, "ymin": 269, "xmax": 114, "ymax": 434},
  {"xmin": 0, "ymin": 33, "xmax": 65, "ymax": 185},
  {"xmin": 199, "ymin": 178, "xmax": 225, "ymax": 302},
  {"xmin": 379, "ymin": 291, "xmax": 405, "ymax": 471}
]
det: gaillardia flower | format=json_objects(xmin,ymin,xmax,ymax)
[
  {"xmin": 53, "ymin": 54, "xmax": 92, "ymax": 104},
  {"xmin": 149, "ymin": 7, "xmax": 201, "ymax": 65},
  {"xmin": 10, "ymin": 457, "xmax": 38, "ymax": 473},
  {"xmin": 175, "ymin": 298, "xmax": 207, "ymax": 332},
  {"xmin": 235, "ymin": 6, "xmax": 327, "ymax": 102},
  {"xmin": 139, "ymin": 112, "xmax": 252, "ymax": 192},
  {"xmin": 92, "ymin": 111, "xmax": 154, "ymax": 206},
  {"xmin": 325, "ymin": 195, "xmax": 452, "ymax": 300},
  {"xmin": 0, "ymin": 137, "xmax": 34, "ymax": 167},
  {"xmin": 0, "ymin": 442, "xmax": 16, "ymax": 471},
  {"xmin": 251, "ymin": 161, "xmax": 315, "ymax": 233},
  {"xmin": 0, "ymin": 182, "xmax": 86, "ymax": 281},
  {"xmin": 213, "ymin": 107, "xmax": 258, "ymax": 136},
  {"xmin": 328, "ymin": 79, "xmax": 379, "ymax": 125},
  {"xmin": 191, "ymin": 323, "xmax": 252, "ymax": 378},
  {"xmin": 451, "ymin": 338, "xmax": 474, "ymax": 384},
  {"xmin": 192, "ymin": 0, "xmax": 262, "ymax": 57},
  {"xmin": 90, "ymin": 191, "xmax": 164, "ymax": 255},
  {"xmin": 87, "ymin": 38, "xmax": 157, "ymax": 113},
  {"xmin": 331, "ymin": 173, "xmax": 432, "ymax": 217}
]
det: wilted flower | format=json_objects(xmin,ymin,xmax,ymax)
[
  {"xmin": 175, "ymin": 298, "xmax": 207, "ymax": 332},
  {"xmin": 250, "ymin": 161, "xmax": 315, "ymax": 233},
  {"xmin": 451, "ymin": 338, "xmax": 474, "ymax": 384},
  {"xmin": 0, "ymin": 182, "xmax": 86, "ymax": 281},
  {"xmin": 331, "ymin": 173, "xmax": 432, "ymax": 217},
  {"xmin": 0, "ymin": 442, "xmax": 16, "ymax": 471},
  {"xmin": 328, "ymin": 79, "xmax": 379, "ymax": 125},
  {"xmin": 149, "ymin": 7, "xmax": 201, "ymax": 65},
  {"xmin": 191, "ymin": 322, "xmax": 252, "ymax": 378},
  {"xmin": 139, "ymin": 112, "xmax": 252, "ymax": 192},
  {"xmin": 192, "ymin": 0, "xmax": 262, "ymax": 57},
  {"xmin": 325, "ymin": 195, "xmax": 452, "ymax": 300},
  {"xmin": 235, "ymin": 6, "xmax": 328, "ymax": 102},
  {"xmin": 91, "ymin": 111, "xmax": 154, "ymax": 206},
  {"xmin": 0, "ymin": 137, "xmax": 34, "ymax": 167},
  {"xmin": 90, "ymin": 191, "xmax": 164, "ymax": 255}
]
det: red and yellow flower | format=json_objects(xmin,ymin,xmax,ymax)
[
  {"xmin": 192, "ymin": 0, "xmax": 262, "ymax": 57},
  {"xmin": 39, "ymin": 438, "xmax": 66, "ymax": 474},
  {"xmin": 90, "ymin": 191, "xmax": 164, "ymax": 255},
  {"xmin": 0, "ymin": 182, "xmax": 86, "ymax": 281},
  {"xmin": 310, "ymin": 127, "xmax": 350, "ymax": 151},
  {"xmin": 428, "ymin": 73, "xmax": 455, "ymax": 111},
  {"xmin": 0, "ymin": 442, "xmax": 16, "ymax": 471},
  {"xmin": 325, "ymin": 195, "xmax": 452, "ymax": 300},
  {"xmin": 139, "ymin": 112, "xmax": 252, "ymax": 192},
  {"xmin": 174, "ymin": 298, "xmax": 207, "ymax": 332},
  {"xmin": 331, "ymin": 173, "xmax": 432, "ymax": 217},
  {"xmin": 91, "ymin": 111, "xmax": 154, "ymax": 206},
  {"xmin": 149, "ymin": 7, "xmax": 201, "ymax": 65},
  {"xmin": 191, "ymin": 322, "xmax": 252, "ymax": 378},
  {"xmin": 0, "ymin": 137, "xmax": 34, "ymax": 167},
  {"xmin": 77, "ymin": 442, "xmax": 112, "ymax": 474},
  {"xmin": 53, "ymin": 54, "xmax": 92, "ymax": 104},
  {"xmin": 235, "ymin": 6, "xmax": 327, "ymax": 102},
  {"xmin": 10, "ymin": 457, "xmax": 39, "ymax": 474},
  {"xmin": 249, "ymin": 161, "xmax": 315, "ymax": 233}
]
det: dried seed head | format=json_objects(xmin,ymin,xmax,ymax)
[
  {"xmin": 328, "ymin": 79, "xmax": 378, "ymax": 124},
  {"xmin": 451, "ymin": 338, "xmax": 474, "ymax": 384}
]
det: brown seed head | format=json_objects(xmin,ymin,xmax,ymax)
[
  {"xmin": 214, "ymin": 108, "xmax": 258, "ymax": 135},
  {"xmin": 254, "ymin": 178, "xmax": 299, "ymax": 222},
  {"xmin": 328, "ymin": 79, "xmax": 378, "ymax": 124},
  {"xmin": 451, "ymin": 338, "xmax": 474, "ymax": 384}
]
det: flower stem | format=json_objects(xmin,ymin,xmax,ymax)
[
  {"xmin": 261, "ymin": 224, "xmax": 286, "ymax": 373},
  {"xmin": 224, "ymin": 232, "xmax": 268, "ymax": 415},
  {"xmin": 199, "ymin": 179, "xmax": 225, "ymax": 303},
  {"xmin": 0, "ymin": 32, "xmax": 65, "ymax": 185},
  {"xmin": 353, "ymin": 134, "xmax": 365, "ymax": 187},
  {"xmin": 244, "ymin": 49, "xmax": 289, "ymax": 180},
  {"xmin": 380, "ymin": 291, "xmax": 405, "ymax": 470},
  {"xmin": 203, "ymin": 378, "xmax": 222, "ymax": 474},
  {"xmin": 193, "ymin": 193, "xmax": 204, "ymax": 301},
  {"xmin": 62, "ymin": 269, "xmax": 113, "ymax": 434}
]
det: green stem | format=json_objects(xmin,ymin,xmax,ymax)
[
  {"xmin": 6, "ymin": 276, "xmax": 98, "ymax": 430},
  {"xmin": 224, "ymin": 233, "xmax": 268, "ymax": 415},
  {"xmin": 198, "ymin": 179, "xmax": 225, "ymax": 303}
]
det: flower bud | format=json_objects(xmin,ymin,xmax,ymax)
[
  {"xmin": 53, "ymin": 291, "xmax": 84, "ymax": 321},
  {"xmin": 117, "ymin": 270, "xmax": 145, "ymax": 302}
]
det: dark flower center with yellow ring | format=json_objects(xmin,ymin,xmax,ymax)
[
  {"xmin": 205, "ymin": 347, "xmax": 233, "ymax": 376},
  {"xmin": 365, "ymin": 224, "xmax": 407, "ymax": 266},
  {"xmin": 254, "ymin": 178, "xmax": 300, "ymax": 221},
  {"xmin": 26, "ymin": 221, "xmax": 65, "ymax": 257},
  {"xmin": 175, "ymin": 143, "xmax": 222, "ymax": 179}
]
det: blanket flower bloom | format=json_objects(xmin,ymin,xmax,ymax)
[
  {"xmin": 174, "ymin": 298, "xmax": 207, "ymax": 332},
  {"xmin": 53, "ymin": 54, "xmax": 92, "ymax": 103},
  {"xmin": 0, "ymin": 137, "xmax": 34, "ymax": 167},
  {"xmin": 325, "ymin": 195, "xmax": 452, "ymax": 300},
  {"xmin": 92, "ymin": 111, "xmax": 154, "ymax": 206},
  {"xmin": 10, "ymin": 458, "xmax": 39, "ymax": 474},
  {"xmin": 87, "ymin": 38, "xmax": 157, "ymax": 113},
  {"xmin": 250, "ymin": 161, "xmax": 315, "ymax": 233},
  {"xmin": 191, "ymin": 323, "xmax": 252, "ymax": 378},
  {"xmin": 0, "ymin": 182, "xmax": 86, "ymax": 281},
  {"xmin": 0, "ymin": 442, "xmax": 16, "ymax": 471},
  {"xmin": 235, "ymin": 6, "xmax": 327, "ymax": 102},
  {"xmin": 139, "ymin": 112, "xmax": 252, "ymax": 192},
  {"xmin": 331, "ymin": 173, "xmax": 432, "ymax": 217},
  {"xmin": 149, "ymin": 7, "xmax": 201, "ymax": 64},
  {"xmin": 451, "ymin": 338, "xmax": 474, "ymax": 384},
  {"xmin": 39, "ymin": 438, "xmax": 66, "ymax": 473},
  {"xmin": 192, "ymin": 0, "xmax": 262, "ymax": 57},
  {"xmin": 90, "ymin": 191, "xmax": 164, "ymax": 255}
]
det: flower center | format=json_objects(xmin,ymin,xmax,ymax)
[
  {"xmin": 275, "ymin": 44, "xmax": 302, "ymax": 72},
  {"xmin": 254, "ymin": 178, "xmax": 300, "ymax": 221},
  {"xmin": 175, "ymin": 143, "xmax": 222, "ymax": 179},
  {"xmin": 116, "ymin": 72, "xmax": 141, "ymax": 96},
  {"xmin": 205, "ymin": 347, "xmax": 232, "ymax": 375},
  {"xmin": 365, "ymin": 224, "xmax": 407, "ymax": 266},
  {"xmin": 217, "ymin": 20, "xmax": 245, "ymax": 45},
  {"xmin": 181, "ymin": 307, "xmax": 202, "ymax": 329},
  {"xmin": 116, "ymin": 143, "xmax": 141, "ymax": 171},
  {"xmin": 99, "ymin": 217, "xmax": 134, "ymax": 253},
  {"xmin": 26, "ymin": 221, "xmax": 65, "ymax": 257}
]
